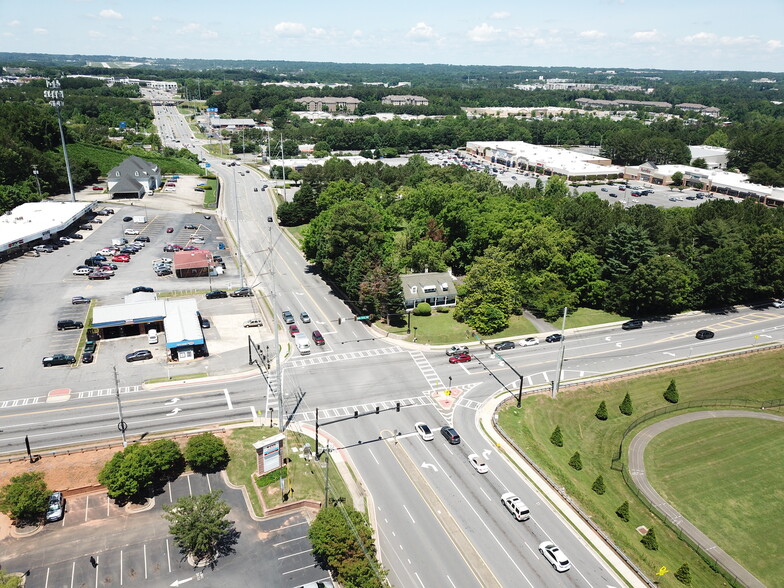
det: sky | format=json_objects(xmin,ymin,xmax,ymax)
[{"xmin": 2, "ymin": 0, "xmax": 783, "ymax": 72}]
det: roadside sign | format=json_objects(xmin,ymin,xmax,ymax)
[{"xmin": 356, "ymin": 315, "xmax": 370, "ymax": 320}]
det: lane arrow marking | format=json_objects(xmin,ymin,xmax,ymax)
[
  {"xmin": 421, "ymin": 462, "xmax": 438, "ymax": 472},
  {"xmin": 164, "ymin": 398, "xmax": 180, "ymax": 405},
  {"xmin": 166, "ymin": 408, "xmax": 182, "ymax": 416}
]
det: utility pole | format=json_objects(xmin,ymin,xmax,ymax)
[
  {"xmin": 44, "ymin": 79, "xmax": 75, "ymax": 202},
  {"xmin": 112, "ymin": 367, "xmax": 128, "ymax": 447},
  {"xmin": 234, "ymin": 164, "xmax": 243, "ymax": 289},
  {"xmin": 31, "ymin": 165, "xmax": 42, "ymax": 199},
  {"xmin": 552, "ymin": 307, "xmax": 568, "ymax": 398},
  {"xmin": 271, "ymin": 224, "xmax": 283, "ymax": 432},
  {"xmin": 280, "ymin": 134, "xmax": 287, "ymax": 202}
]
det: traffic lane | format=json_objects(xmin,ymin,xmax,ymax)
[
  {"xmin": 452, "ymin": 405, "xmax": 623, "ymax": 588},
  {"xmin": 329, "ymin": 411, "xmax": 483, "ymax": 588}
]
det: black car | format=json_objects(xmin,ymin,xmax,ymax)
[
  {"xmin": 696, "ymin": 329, "xmax": 715, "ymax": 340},
  {"xmin": 134, "ymin": 236, "xmax": 150, "ymax": 243},
  {"xmin": 230, "ymin": 287, "xmax": 252, "ymax": 297},
  {"xmin": 69, "ymin": 233, "xmax": 84, "ymax": 240},
  {"xmin": 493, "ymin": 341, "xmax": 515, "ymax": 351},
  {"xmin": 132, "ymin": 286, "xmax": 154, "ymax": 293},
  {"xmin": 622, "ymin": 319, "xmax": 643, "ymax": 330},
  {"xmin": 197, "ymin": 313, "xmax": 211, "ymax": 328},
  {"xmin": 126, "ymin": 349, "xmax": 153, "ymax": 362},
  {"xmin": 123, "ymin": 216, "xmax": 133, "ymax": 222},
  {"xmin": 72, "ymin": 296, "xmax": 91, "ymax": 305},
  {"xmin": 84, "ymin": 340, "xmax": 97, "ymax": 354},
  {"xmin": 184, "ymin": 224, "xmax": 198, "ymax": 230},
  {"xmin": 205, "ymin": 290, "xmax": 228, "ymax": 299},
  {"xmin": 440, "ymin": 426, "xmax": 461, "ymax": 445},
  {"xmin": 81, "ymin": 351, "xmax": 94, "ymax": 364},
  {"xmin": 545, "ymin": 333, "xmax": 563, "ymax": 343}
]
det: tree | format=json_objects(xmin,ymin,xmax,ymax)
[
  {"xmin": 595, "ymin": 400, "xmax": 608, "ymax": 421},
  {"xmin": 98, "ymin": 444, "xmax": 157, "ymax": 501},
  {"xmin": 691, "ymin": 157, "xmax": 708, "ymax": 169},
  {"xmin": 675, "ymin": 563, "xmax": 692, "ymax": 585},
  {"xmin": 185, "ymin": 433, "xmax": 230, "ymax": 474},
  {"xmin": 591, "ymin": 475, "xmax": 606, "ymax": 495},
  {"xmin": 149, "ymin": 439, "xmax": 185, "ymax": 482},
  {"xmin": 670, "ymin": 171, "xmax": 684, "ymax": 187},
  {"xmin": 309, "ymin": 506, "xmax": 386, "ymax": 588},
  {"xmin": 549, "ymin": 425, "xmax": 564, "ymax": 447},
  {"xmin": 626, "ymin": 255, "xmax": 694, "ymax": 316},
  {"xmin": 619, "ymin": 393, "xmax": 634, "ymax": 416},
  {"xmin": 0, "ymin": 472, "xmax": 50, "ymax": 525},
  {"xmin": 664, "ymin": 379, "xmax": 679, "ymax": 404},
  {"xmin": 616, "ymin": 500, "xmax": 630, "ymax": 522},
  {"xmin": 162, "ymin": 490, "xmax": 233, "ymax": 563},
  {"xmin": 568, "ymin": 451, "xmax": 582, "ymax": 470},
  {"xmin": 641, "ymin": 527, "xmax": 659, "ymax": 550},
  {"xmin": 0, "ymin": 569, "xmax": 23, "ymax": 588}
]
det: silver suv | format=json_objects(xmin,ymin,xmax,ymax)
[{"xmin": 445, "ymin": 345, "xmax": 469, "ymax": 356}]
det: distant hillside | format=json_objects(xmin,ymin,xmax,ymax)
[{"xmin": 67, "ymin": 144, "xmax": 203, "ymax": 176}]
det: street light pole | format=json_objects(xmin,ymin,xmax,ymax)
[
  {"xmin": 233, "ymin": 164, "xmax": 244, "ymax": 289},
  {"xmin": 280, "ymin": 134, "xmax": 287, "ymax": 202},
  {"xmin": 31, "ymin": 165, "xmax": 42, "ymax": 199},
  {"xmin": 112, "ymin": 366, "xmax": 128, "ymax": 447},
  {"xmin": 44, "ymin": 79, "xmax": 75, "ymax": 203},
  {"xmin": 552, "ymin": 306, "xmax": 569, "ymax": 398}
]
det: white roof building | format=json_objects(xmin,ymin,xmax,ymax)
[{"xmin": 0, "ymin": 201, "xmax": 94, "ymax": 256}]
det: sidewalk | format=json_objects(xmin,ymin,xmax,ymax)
[{"xmin": 478, "ymin": 395, "xmax": 650, "ymax": 588}]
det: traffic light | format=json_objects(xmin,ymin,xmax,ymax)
[
  {"xmin": 395, "ymin": 402, "xmax": 401, "ymax": 412},
  {"xmin": 375, "ymin": 406, "xmax": 380, "ymax": 414},
  {"xmin": 353, "ymin": 410, "xmax": 358, "ymax": 418}
]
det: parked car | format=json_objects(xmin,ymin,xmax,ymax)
[
  {"xmin": 449, "ymin": 353, "xmax": 471, "ymax": 364},
  {"xmin": 81, "ymin": 351, "xmax": 94, "ymax": 364},
  {"xmin": 123, "ymin": 216, "xmax": 133, "ymax": 222},
  {"xmin": 199, "ymin": 316, "xmax": 211, "ymax": 329},
  {"xmin": 312, "ymin": 330, "xmax": 325, "ymax": 346},
  {"xmin": 69, "ymin": 233, "xmax": 83, "ymax": 240},
  {"xmin": 134, "ymin": 236, "xmax": 150, "ymax": 243},
  {"xmin": 772, "ymin": 299, "xmax": 784, "ymax": 308},
  {"xmin": 521, "ymin": 337, "xmax": 540, "ymax": 347},
  {"xmin": 243, "ymin": 318, "xmax": 264, "ymax": 328},
  {"xmin": 622, "ymin": 319, "xmax": 643, "ymax": 330},
  {"xmin": 45, "ymin": 491, "xmax": 65, "ymax": 522},
  {"xmin": 166, "ymin": 227, "xmax": 174, "ymax": 233},
  {"xmin": 184, "ymin": 224, "xmax": 197, "ymax": 230},
  {"xmin": 493, "ymin": 341, "xmax": 515, "ymax": 351},
  {"xmin": 112, "ymin": 255, "xmax": 131, "ymax": 263},
  {"xmin": 42, "ymin": 354, "xmax": 76, "ymax": 367},
  {"xmin": 132, "ymin": 286, "xmax": 154, "ymax": 293},
  {"xmin": 445, "ymin": 345, "xmax": 469, "ymax": 356},
  {"xmin": 468, "ymin": 453, "xmax": 488, "ymax": 474},
  {"xmin": 124, "ymin": 229, "xmax": 139, "ymax": 236},
  {"xmin": 88, "ymin": 271, "xmax": 111, "ymax": 280},
  {"xmin": 696, "ymin": 329, "xmax": 715, "ymax": 340},
  {"xmin": 155, "ymin": 268, "xmax": 172, "ymax": 276},
  {"xmin": 163, "ymin": 244, "xmax": 183, "ymax": 252},
  {"xmin": 183, "ymin": 245, "xmax": 199, "ymax": 251},
  {"xmin": 230, "ymin": 287, "xmax": 252, "ymax": 297},
  {"xmin": 539, "ymin": 541, "xmax": 571, "ymax": 572},
  {"xmin": 205, "ymin": 290, "xmax": 228, "ymax": 299},
  {"xmin": 126, "ymin": 350, "xmax": 153, "ymax": 362},
  {"xmin": 267, "ymin": 216, "xmax": 274, "ymax": 222},
  {"xmin": 414, "ymin": 422, "xmax": 434, "ymax": 441},
  {"xmin": 72, "ymin": 296, "xmax": 91, "ymax": 305},
  {"xmin": 73, "ymin": 267, "xmax": 91, "ymax": 276}
]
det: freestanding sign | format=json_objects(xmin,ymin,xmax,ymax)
[{"xmin": 253, "ymin": 433, "xmax": 285, "ymax": 475}]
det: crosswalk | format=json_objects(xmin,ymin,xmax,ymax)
[
  {"xmin": 287, "ymin": 345, "xmax": 404, "ymax": 368},
  {"xmin": 409, "ymin": 350, "xmax": 445, "ymax": 390},
  {"xmin": 0, "ymin": 385, "xmax": 144, "ymax": 410},
  {"xmin": 294, "ymin": 395, "xmax": 435, "ymax": 422}
]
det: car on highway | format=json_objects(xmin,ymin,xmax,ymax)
[
  {"xmin": 468, "ymin": 454, "xmax": 488, "ymax": 474},
  {"xmin": 300, "ymin": 311, "xmax": 311, "ymax": 323},
  {"xmin": 312, "ymin": 330, "xmax": 325, "ymax": 346},
  {"xmin": 72, "ymin": 296, "xmax": 91, "ymax": 305},
  {"xmin": 126, "ymin": 350, "xmax": 153, "ymax": 362},
  {"xmin": 539, "ymin": 541, "xmax": 571, "ymax": 572},
  {"xmin": 42, "ymin": 353, "xmax": 76, "ymax": 367},
  {"xmin": 45, "ymin": 491, "xmax": 65, "ymax": 522},
  {"xmin": 289, "ymin": 324, "xmax": 300, "ymax": 337},
  {"xmin": 440, "ymin": 426, "xmax": 460, "ymax": 444},
  {"xmin": 243, "ymin": 319, "xmax": 264, "ymax": 328},
  {"xmin": 500, "ymin": 492, "xmax": 530, "ymax": 521},
  {"xmin": 414, "ymin": 422, "xmax": 434, "ymax": 441},
  {"xmin": 445, "ymin": 345, "xmax": 469, "ymax": 356},
  {"xmin": 622, "ymin": 319, "xmax": 643, "ymax": 330},
  {"xmin": 600, "ymin": 187, "xmax": 608, "ymax": 192},
  {"xmin": 545, "ymin": 333, "xmax": 563, "ymax": 343},
  {"xmin": 695, "ymin": 329, "xmax": 715, "ymax": 340},
  {"xmin": 449, "ymin": 352, "xmax": 471, "ymax": 364},
  {"xmin": 669, "ymin": 196, "xmax": 678, "ymax": 202},
  {"xmin": 205, "ymin": 290, "xmax": 228, "ymax": 299},
  {"xmin": 132, "ymin": 286, "xmax": 154, "ymax": 293},
  {"xmin": 493, "ymin": 341, "xmax": 515, "ymax": 351},
  {"xmin": 282, "ymin": 310, "xmax": 295, "ymax": 324},
  {"xmin": 230, "ymin": 287, "xmax": 252, "ymax": 297},
  {"xmin": 521, "ymin": 337, "xmax": 539, "ymax": 347}
]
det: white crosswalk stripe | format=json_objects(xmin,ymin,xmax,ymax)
[
  {"xmin": 295, "ymin": 395, "xmax": 435, "ymax": 422},
  {"xmin": 408, "ymin": 350, "xmax": 444, "ymax": 390},
  {"xmin": 288, "ymin": 345, "xmax": 403, "ymax": 368}
]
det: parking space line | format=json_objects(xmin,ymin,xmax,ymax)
[
  {"xmin": 282, "ymin": 563, "xmax": 319, "ymax": 575},
  {"xmin": 167, "ymin": 481, "xmax": 173, "ymax": 502},
  {"xmin": 187, "ymin": 475, "xmax": 193, "ymax": 495},
  {"xmin": 206, "ymin": 474, "xmax": 212, "ymax": 493},
  {"xmin": 107, "ymin": 496, "xmax": 110, "ymax": 517},
  {"xmin": 273, "ymin": 535, "xmax": 309, "ymax": 547},
  {"xmin": 70, "ymin": 561, "xmax": 75, "ymax": 588},
  {"xmin": 94, "ymin": 557, "xmax": 99, "ymax": 588},
  {"xmin": 120, "ymin": 550, "xmax": 123, "ymax": 586},
  {"xmin": 144, "ymin": 543, "xmax": 148, "ymax": 579},
  {"xmin": 278, "ymin": 548, "xmax": 313, "ymax": 560},
  {"xmin": 166, "ymin": 539, "xmax": 172, "ymax": 573}
]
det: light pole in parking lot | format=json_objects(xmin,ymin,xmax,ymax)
[{"xmin": 43, "ymin": 79, "xmax": 76, "ymax": 202}]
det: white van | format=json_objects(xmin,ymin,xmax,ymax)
[
  {"xmin": 294, "ymin": 333, "xmax": 310, "ymax": 355},
  {"xmin": 501, "ymin": 492, "xmax": 530, "ymax": 521},
  {"xmin": 147, "ymin": 329, "xmax": 158, "ymax": 344}
]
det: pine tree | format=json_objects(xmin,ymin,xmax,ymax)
[
  {"xmin": 549, "ymin": 425, "xmax": 564, "ymax": 447},
  {"xmin": 641, "ymin": 527, "xmax": 659, "ymax": 550},
  {"xmin": 619, "ymin": 392, "xmax": 634, "ymax": 416},
  {"xmin": 664, "ymin": 379, "xmax": 679, "ymax": 404},
  {"xmin": 616, "ymin": 500, "xmax": 630, "ymax": 522},
  {"xmin": 568, "ymin": 451, "xmax": 582, "ymax": 470},
  {"xmin": 591, "ymin": 475, "xmax": 606, "ymax": 495},
  {"xmin": 595, "ymin": 400, "xmax": 608, "ymax": 421},
  {"xmin": 674, "ymin": 563, "xmax": 691, "ymax": 585}
]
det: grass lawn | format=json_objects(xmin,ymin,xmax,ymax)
[
  {"xmin": 565, "ymin": 307, "xmax": 628, "ymax": 329},
  {"xmin": 645, "ymin": 418, "xmax": 784, "ymax": 586},
  {"xmin": 225, "ymin": 426, "xmax": 351, "ymax": 517},
  {"xmin": 285, "ymin": 224, "xmax": 307, "ymax": 246},
  {"xmin": 497, "ymin": 348, "xmax": 784, "ymax": 588},
  {"xmin": 201, "ymin": 178, "xmax": 218, "ymax": 207}
]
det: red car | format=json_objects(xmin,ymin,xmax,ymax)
[
  {"xmin": 183, "ymin": 245, "xmax": 199, "ymax": 251},
  {"xmin": 289, "ymin": 324, "xmax": 300, "ymax": 337},
  {"xmin": 449, "ymin": 353, "xmax": 472, "ymax": 364},
  {"xmin": 312, "ymin": 330, "xmax": 325, "ymax": 346},
  {"xmin": 166, "ymin": 227, "xmax": 174, "ymax": 233},
  {"xmin": 91, "ymin": 186, "xmax": 103, "ymax": 190},
  {"xmin": 112, "ymin": 254, "xmax": 131, "ymax": 262}
]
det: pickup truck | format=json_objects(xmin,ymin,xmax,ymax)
[{"xmin": 42, "ymin": 354, "xmax": 76, "ymax": 367}]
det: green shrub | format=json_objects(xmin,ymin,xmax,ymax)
[
  {"xmin": 413, "ymin": 302, "xmax": 432, "ymax": 316},
  {"xmin": 595, "ymin": 400, "xmax": 608, "ymax": 420},
  {"xmin": 185, "ymin": 433, "xmax": 230, "ymax": 474},
  {"xmin": 0, "ymin": 472, "xmax": 50, "ymax": 524},
  {"xmin": 256, "ymin": 466, "xmax": 288, "ymax": 488},
  {"xmin": 675, "ymin": 563, "xmax": 692, "ymax": 585},
  {"xmin": 664, "ymin": 379, "xmax": 679, "ymax": 403},
  {"xmin": 436, "ymin": 306, "xmax": 450, "ymax": 313},
  {"xmin": 619, "ymin": 392, "xmax": 634, "ymax": 416},
  {"xmin": 616, "ymin": 500, "xmax": 630, "ymax": 522},
  {"xmin": 568, "ymin": 451, "xmax": 582, "ymax": 470},
  {"xmin": 592, "ymin": 475, "xmax": 606, "ymax": 495},
  {"xmin": 549, "ymin": 425, "xmax": 564, "ymax": 447},
  {"xmin": 148, "ymin": 439, "xmax": 185, "ymax": 482},
  {"xmin": 641, "ymin": 527, "xmax": 659, "ymax": 550}
]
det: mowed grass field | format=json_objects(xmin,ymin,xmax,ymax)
[
  {"xmin": 645, "ymin": 418, "xmax": 784, "ymax": 585},
  {"xmin": 498, "ymin": 348, "xmax": 784, "ymax": 588}
]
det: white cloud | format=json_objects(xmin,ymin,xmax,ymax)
[
  {"xmin": 311, "ymin": 27, "xmax": 326, "ymax": 38},
  {"xmin": 684, "ymin": 32, "xmax": 716, "ymax": 44},
  {"xmin": 468, "ymin": 23, "xmax": 501, "ymax": 43},
  {"xmin": 8, "ymin": 19, "xmax": 20, "ymax": 27},
  {"xmin": 490, "ymin": 11, "xmax": 510, "ymax": 19},
  {"xmin": 579, "ymin": 30, "xmax": 606, "ymax": 40},
  {"xmin": 352, "ymin": 29, "xmax": 363, "ymax": 38},
  {"xmin": 767, "ymin": 39, "xmax": 782, "ymax": 51},
  {"xmin": 274, "ymin": 22, "xmax": 307, "ymax": 37},
  {"xmin": 88, "ymin": 30, "xmax": 105, "ymax": 38},
  {"xmin": 33, "ymin": 27, "xmax": 47, "ymax": 35},
  {"xmin": 99, "ymin": 9, "xmax": 123, "ymax": 20},
  {"xmin": 407, "ymin": 22, "xmax": 437, "ymax": 41},
  {"xmin": 632, "ymin": 29, "xmax": 659, "ymax": 42},
  {"xmin": 719, "ymin": 35, "xmax": 756, "ymax": 46},
  {"xmin": 176, "ymin": 23, "xmax": 218, "ymax": 39},
  {"xmin": 152, "ymin": 16, "xmax": 162, "ymax": 22}
]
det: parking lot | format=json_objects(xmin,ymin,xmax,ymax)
[{"xmin": 1, "ymin": 473, "xmax": 329, "ymax": 588}]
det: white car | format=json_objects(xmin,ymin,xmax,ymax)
[
  {"xmin": 468, "ymin": 453, "xmax": 488, "ymax": 474},
  {"xmin": 445, "ymin": 345, "xmax": 469, "ymax": 356},
  {"xmin": 72, "ymin": 267, "xmax": 91, "ymax": 276},
  {"xmin": 152, "ymin": 258, "xmax": 172, "ymax": 265},
  {"xmin": 124, "ymin": 229, "xmax": 139, "ymax": 235},
  {"xmin": 539, "ymin": 541, "xmax": 571, "ymax": 572},
  {"xmin": 501, "ymin": 492, "xmax": 530, "ymax": 521},
  {"xmin": 97, "ymin": 248, "xmax": 118, "ymax": 256},
  {"xmin": 773, "ymin": 299, "xmax": 784, "ymax": 308},
  {"xmin": 521, "ymin": 337, "xmax": 540, "ymax": 347},
  {"xmin": 414, "ymin": 422, "xmax": 433, "ymax": 441}
]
